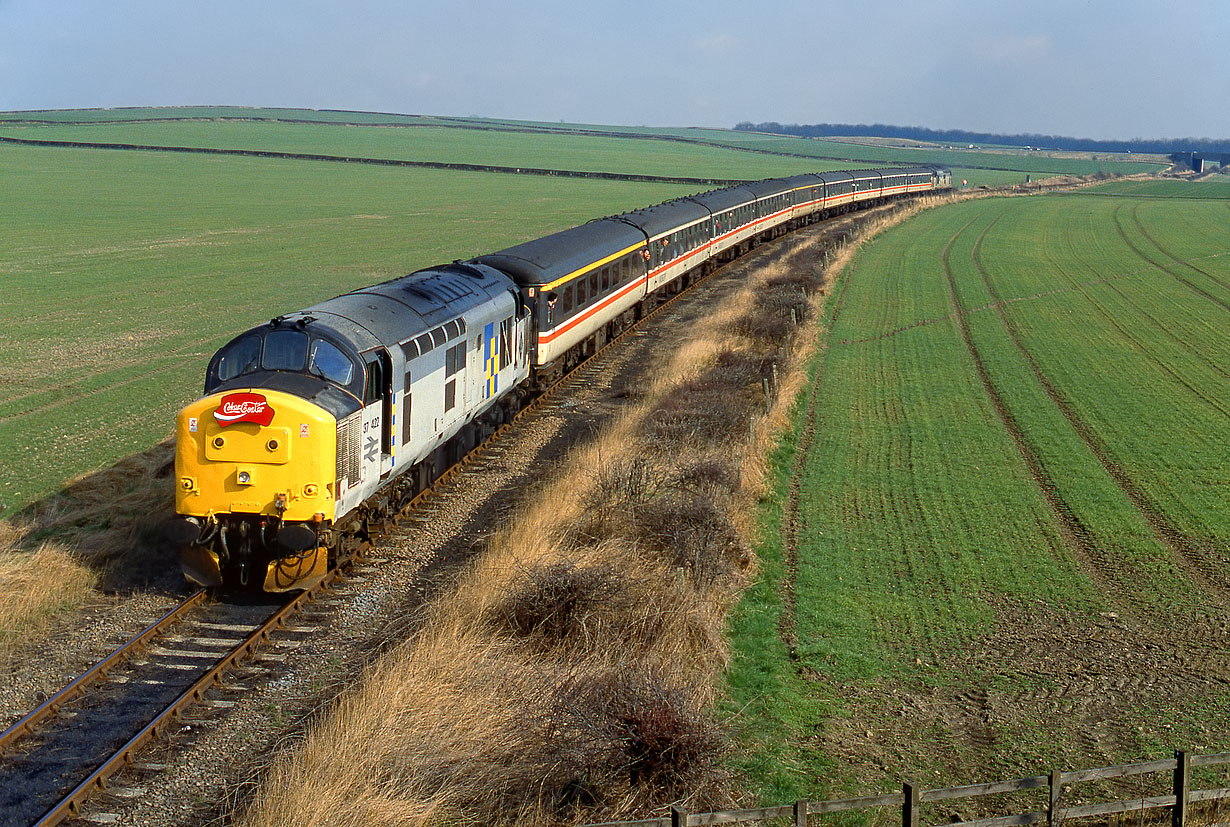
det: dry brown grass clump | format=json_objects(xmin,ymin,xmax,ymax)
[
  {"xmin": 0, "ymin": 439, "xmax": 177, "ymax": 673},
  {"xmin": 17, "ymin": 439, "xmax": 177, "ymax": 587},
  {"xmin": 0, "ymin": 520, "xmax": 97, "ymax": 671}
]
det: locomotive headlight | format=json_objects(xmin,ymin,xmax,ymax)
[{"xmin": 237, "ymin": 470, "xmax": 252, "ymax": 485}]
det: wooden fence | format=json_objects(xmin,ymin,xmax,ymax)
[{"xmin": 586, "ymin": 750, "xmax": 1230, "ymax": 827}]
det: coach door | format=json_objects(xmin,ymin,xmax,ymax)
[{"xmin": 361, "ymin": 349, "xmax": 394, "ymax": 486}]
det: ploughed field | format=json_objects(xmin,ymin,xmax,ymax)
[{"xmin": 730, "ymin": 183, "xmax": 1230, "ymax": 810}]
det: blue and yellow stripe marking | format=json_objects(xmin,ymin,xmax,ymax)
[{"xmin": 484, "ymin": 321, "xmax": 500, "ymax": 398}]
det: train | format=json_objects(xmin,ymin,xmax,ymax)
[{"xmin": 168, "ymin": 165, "xmax": 952, "ymax": 591}]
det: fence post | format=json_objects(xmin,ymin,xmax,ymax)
[
  {"xmin": 672, "ymin": 805, "xmax": 689, "ymax": 827},
  {"xmin": 903, "ymin": 781, "xmax": 920, "ymax": 827},
  {"xmin": 1173, "ymin": 749, "xmax": 1190, "ymax": 827},
  {"xmin": 1048, "ymin": 770, "xmax": 1061, "ymax": 827},
  {"xmin": 794, "ymin": 798, "xmax": 807, "ymax": 827}
]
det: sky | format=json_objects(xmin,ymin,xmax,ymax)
[{"xmin": 0, "ymin": 0, "xmax": 1226, "ymax": 140}]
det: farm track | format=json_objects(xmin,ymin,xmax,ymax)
[
  {"xmin": 1110, "ymin": 203, "xmax": 1230, "ymax": 313},
  {"xmin": 1060, "ymin": 205, "xmax": 1230, "ymax": 383},
  {"xmin": 1127, "ymin": 201, "xmax": 1230, "ymax": 293},
  {"xmin": 0, "ymin": 344, "xmax": 206, "ymax": 425}
]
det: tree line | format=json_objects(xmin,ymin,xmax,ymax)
[{"xmin": 734, "ymin": 121, "xmax": 1230, "ymax": 155}]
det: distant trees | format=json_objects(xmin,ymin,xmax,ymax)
[{"xmin": 732, "ymin": 121, "xmax": 1230, "ymax": 155}]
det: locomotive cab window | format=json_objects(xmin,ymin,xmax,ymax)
[
  {"xmin": 216, "ymin": 335, "xmax": 260, "ymax": 382},
  {"xmin": 363, "ymin": 357, "xmax": 383, "ymax": 405},
  {"xmin": 262, "ymin": 329, "xmax": 308, "ymax": 372},
  {"xmin": 308, "ymin": 339, "xmax": 355, "ymax": 386}
]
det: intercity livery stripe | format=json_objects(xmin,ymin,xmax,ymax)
[
  {"xmin": 538, "ymin": 181, "xmax": 922, "ymax": 294},
  {"xmin": 537, "ymin": 180, "xmax": 926, "ymax": 345},
  {"xmin": 539, "ymin": 271, "xmax": 648, "ymax": 344},
  {"xmin": 540, "ymin": 239, "xmax": 647, "ymax": 293}
]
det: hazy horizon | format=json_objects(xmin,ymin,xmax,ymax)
[{"xmin": 1, "ymin": 0, "xmax": 1226, "ymax": 142}]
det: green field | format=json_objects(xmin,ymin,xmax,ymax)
[
  {"xmin": 0, "ymin": 120, "xmax": 852, "ymax": 180},
  {"xmin": 1085, "ymin": 177, "xmax": 1230, "ymax": 198},
  {"xmin": 0, "ymin": 108, "xmax": 1168, "ymax": 520},
  {"xmin": 0, "ymin": 139, "xmax": 694, "ymax": 515},
  {"xmin": 0, "ymin": 106, "xmax": 1166, "ymax": 186},
  {"xmin": 728, "ymin": 182, "xmax": 1230, "ymax": 810}
]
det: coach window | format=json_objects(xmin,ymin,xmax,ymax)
[
  {"xmin": 576, "ymin": 277, "xmax": 587, "ymax": 306},
  {"xmin": 589, "ymin": 270, "xmax": 600, "ymax": 297},
  {"xmin": 560, "ymin": 285, "xmax": 573, "ymax": 314},
  {"xmin": 600, "ymin": 266, "xmax": 610, "ymax": 291},
  {"xmin": 262, "ymin": 329, "xmax": 308, "ymax": 371}
]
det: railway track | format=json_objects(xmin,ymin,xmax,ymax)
[{"xmin": 0, "ymin": 567, "xmax": 351, "ymax": 826}]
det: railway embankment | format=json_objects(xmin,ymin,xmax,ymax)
[{"xmin": 236, "ymin": 196, "xmax": 950, "ymax": 826}]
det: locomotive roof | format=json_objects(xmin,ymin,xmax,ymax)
[
  {"xmin": 280, "ymin": 263, "xmax": 511, "ymax": 352},
  {"xmin": 475, "ymin": 218, "xmax": 646, "ymax": 288}
]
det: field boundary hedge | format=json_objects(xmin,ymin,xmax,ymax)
[{"xmin": 0, "ymin": 135, "xmax": 747, "ymax": 186}]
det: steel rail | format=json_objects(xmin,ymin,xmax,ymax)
[
  {"xmin": 32, "ymin": 569, "xmax": 342, "ymax": 827},
  {"xmin": 0, "ymin": 588, "xmax": 208, "ymax": 757}
]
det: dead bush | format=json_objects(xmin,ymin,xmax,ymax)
[
  {"xmin": 673, "ymin": 458, "xmax": 740, "ymax": 499},
  {"xmin": 491, "ymin": 560, "xmax": 630, "ymax": 646},
  {"xmin": 548, "ymin": 666, "xmax": 729, "ymax": 817},
  {"xmin": 570, "ymin": 457, "xmax": 668, "ymax": 544},
  {"xmin": 645, "ymin": 350, "xmax": 769, "ymax": 446},
  {"xmin": 763, "ymin": 269, "xmax": 821, "ymax": 295},
  {"xmin": 634, "ymin": 494, "xmax": 747, "ymax": 588}
]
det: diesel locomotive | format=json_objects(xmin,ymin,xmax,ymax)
[{"xmin": 169, "ymin": 165, "xmax": 952, "ymax": 591}]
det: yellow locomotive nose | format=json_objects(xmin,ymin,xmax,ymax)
[{"xmin": 174, "ymin": 389, "xmax": 337, "ymax": 590}]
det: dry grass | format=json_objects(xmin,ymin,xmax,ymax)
[
  {"xmin": 0, "ymin": 439, "xmax": 176, "ymax": 672},
  {"xmin": 0, "ymin": 520, "xmax": 98, "ymax": 672},
  {"xmin": 12, "ymin": 438, "xmax": 177, "ymax": 590},
  {"xmin": 241, "ymin": 197, "xmax": 961, "ymax": 827}
]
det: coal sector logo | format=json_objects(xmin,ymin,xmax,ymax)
[{"xmin": 214, "ymin": 392, "xmax": 275, "ymax": 427}]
